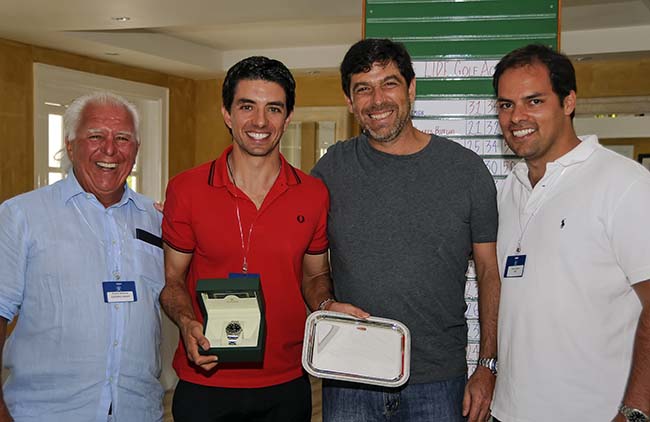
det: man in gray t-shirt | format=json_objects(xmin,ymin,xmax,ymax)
[{"xmin": 311, "ymin": 39, "xmax": 500, "ymax": 422}]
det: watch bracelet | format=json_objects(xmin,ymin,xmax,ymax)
[{"xmin": 318, "ymin": 297, "xmax": 336, "ymax": 311}]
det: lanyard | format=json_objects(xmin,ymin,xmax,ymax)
[
  {"xmin": 72, "ymin": 197, "xmax": 105, "ymax": 247},
  {"xmin": 234, "ymin": 199, "xmax": 254, "ymax": 273},
  {"xmin": 515, "ymin": 167, "xmax": 567, "ymax": 253},
  {"xmin": 72, "ymin": 196, "xmax": 124, "ymax": 279},
  {"xmin": 227, "ymin": 155, "xmax": 254, "ymax": 273}
]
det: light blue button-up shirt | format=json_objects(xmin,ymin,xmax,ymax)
[{"xmin": 0, "ymin": 172, "xmax": 164, "ymax": 422}]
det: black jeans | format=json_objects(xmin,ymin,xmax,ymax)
[{"xmin": 172, "ymin": 375, "xmax": 312, "ymax": 422}]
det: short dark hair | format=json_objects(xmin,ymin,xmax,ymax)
[
  {"xmin": 222, "ymin": 56, "xmax": 296, "ymax": 115},
  {"xmin": 493, "ymin": 44, "xmax": 577, "ymax": 118},
  {"xmin": 340, "ymin": 38, "xmax": 415, "ymax": 98}
]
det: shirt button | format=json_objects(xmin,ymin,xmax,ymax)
[
  {"xmin": 113, "ymin": 341, "xmax": 119, "ymax": 347},
  {"xmin": 113, "ymin": 273, "xmax": 120, "ymax": 280},
  {"xmin": 114, "ymin": 304, "xmax": 120, "ymax": 310},
  {"xmin": 109, "ymin": 376, "xmax": 113, "ymax": 382},
  {"xmin": 111, "ymin": 240, "xmax": 116, "ymax": 245}
]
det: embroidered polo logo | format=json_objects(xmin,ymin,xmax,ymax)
[{"xmin": 297, "ymin": 215, "xmax": 305, "ymax": 223}]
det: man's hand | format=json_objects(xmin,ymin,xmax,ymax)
[
  {"xmin": 327, "ymin": 301, "xmax": 370, "ymax": 319},
  {"xmin": 462, "ymin": 366, "xmax": 495, "ymax": 422},
  {"xmin": 179, "ymin": 318, "xmax": 218, "ymax": 371},
  {"xmin": 161, "ymin": 245, "xmax": 218, "ymax": 369}
]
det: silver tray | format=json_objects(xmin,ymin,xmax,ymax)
[{"xmin": 302, "ymin": 311, "xmax": 411, "ymax": 387}]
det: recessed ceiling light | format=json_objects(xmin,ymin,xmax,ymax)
[{"xmin": 111, "ymin": 16, "xmax": 130, "ymax": 22}]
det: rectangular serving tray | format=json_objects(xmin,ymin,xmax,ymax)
[{"xmin": 302, "ymin": 311, "xmax": 411, "ymax": 387}]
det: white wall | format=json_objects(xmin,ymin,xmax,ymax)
[{"xmin": 575, "ymin": 115, "xmax": 650, "ymax": 139}]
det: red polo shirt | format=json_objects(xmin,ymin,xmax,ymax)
[{"xmin": 162, "ymin": 146, "xmax": 329, "ymax": 388}]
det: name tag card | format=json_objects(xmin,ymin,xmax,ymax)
[
  {"xmin": 504, "ymin": 255, "xmax": 526, "ymax": 278},
  {"xmin": 103, "ymin": 281, "xmax": 137, "ymax": 303}
]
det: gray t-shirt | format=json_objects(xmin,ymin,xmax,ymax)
[{"xmin": 312, "ymin": 134, "xmax": 498, "ymax": 383}]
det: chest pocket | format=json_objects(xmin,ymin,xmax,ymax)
[{"xmin": 130, "ymin": 238, "xmax": 164, "ymax": 296}]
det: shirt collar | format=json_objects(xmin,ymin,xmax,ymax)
[
  {"xmin": 554, "ymin": 134, "xmax": 598, "ymax": 167},
  {"xmin": 512, "ymin": 134, "xmax": 599, "ymax": 186},
  {"xmin": 208, "ymin": 145, "xmax": 302, "ymax": 188},
  {"xmin": 61, "ymin": 170, "xmax": 145, "ymax": 211}
]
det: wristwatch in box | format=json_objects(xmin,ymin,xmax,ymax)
[{"xmin": 225, "ymin": 321, "xmax": 243, "ymax": 345}]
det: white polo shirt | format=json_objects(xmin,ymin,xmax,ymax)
[{"xmin": 493, "ymin": 135, "xmax": 650, "ymax": 422}]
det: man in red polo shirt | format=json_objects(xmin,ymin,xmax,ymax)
[{"xmin": 160, "ymin": 56, "xmax": 367, "ymax": 422}]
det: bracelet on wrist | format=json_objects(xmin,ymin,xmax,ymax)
[
  {"xmin": 477, "ymin": 357, "xmax": 498, "ymax": 376},
  {"xmin": 317, "ymin": 298, "xmax": 336, "ymax": 311}
]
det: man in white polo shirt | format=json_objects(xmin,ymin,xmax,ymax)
[{"xmin": 491, "ymin": 44, "xmax": 650, "ymax": 422}]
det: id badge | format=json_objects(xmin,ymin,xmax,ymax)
[
  {"xmin": 504, "ymin": 255, "xmax": 526, "ymax": 278},
  {"xmin": 103, "ymin": 281, "xmax": 138, "ymax": 303}
]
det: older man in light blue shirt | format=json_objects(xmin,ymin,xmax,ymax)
[{"xmin": 0, "ymin": 92, "xmax": 164, "ymax": 422}]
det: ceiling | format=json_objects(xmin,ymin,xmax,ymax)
[{"xmin": 1, "ymin": 0, "xmax": 648, "ymax": 79}]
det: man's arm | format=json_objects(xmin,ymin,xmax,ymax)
[
  {"xmin": 0, "ymin": 318, "xmax": 13, "ymax": 422},
  {"xmin": 463, "ymin": 241, "xmax": 501, "ymax": 422},
  {"xmin": 301, "ymin": 252, "xmax": 369, "ymax": 318},
  {"xmin": 159, "ymin": 244, "xmax": 217, "ymax": 370},
  {"xmin": 614, "ymin": 280, "xmax": 650, "ymax": 422}
]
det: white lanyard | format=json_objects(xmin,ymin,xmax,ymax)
[
  {"xmin": 515, "ymin": 167, "xmax": 567, "ymax": 253},
  {"xmin": 72, "ymin": 196, "xmax": 124, "ymax": 279}
]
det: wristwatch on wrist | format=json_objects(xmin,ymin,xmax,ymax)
[
  {"xmin": 477, "ymin": 357, "xmax": 498, "ymax": 376},
  {"xmin": 225, "ymin": 321, "xmax": 243, "ymax": 345},
  {"xmin": 619, "ymin": 404, "xmax": 650, "ymax": 422}
]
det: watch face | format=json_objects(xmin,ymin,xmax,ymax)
[
  {"xmin": 622, "ymin": 408, "xmax": 650, "ymax": 422},
  {"xmin": 226, "ymin": 321, "xmax": 242, "ymax": 336},
  {"xmin": 629, "ymin": 411, "xmax": 648, "ymax": 422}
]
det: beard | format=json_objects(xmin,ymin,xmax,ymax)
[{"xmin": 358, "ymin": 101, "xmax": 411, "ymax": 143}]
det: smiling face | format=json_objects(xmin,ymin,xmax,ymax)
[
  {"xmin": 346, "ymin": 61, "xmax": 415, "ymax": 146},
  {"xmin": 222, "ymin": 79, "xmax": 292, "ymax": 158},
  {"xmin": 496, "ymin": 62, "xmax": 576, "ymax": 167},
  {"xmin": 66, "ymin": 102, "xmax": 138, "ymax": 208}
]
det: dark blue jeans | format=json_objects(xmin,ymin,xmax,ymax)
[{"xmin": 323, "ymin": 375, "xmax": 467, "ymax": 422}]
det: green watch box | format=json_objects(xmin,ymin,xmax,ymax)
[{"xmin": 196, "ymin": 277, "xmax": 266, "ymax": 363}]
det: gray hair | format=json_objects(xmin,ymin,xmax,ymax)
[{"xmin": 59, "ymin": 91, "xmax": 140, "ymax": 174}]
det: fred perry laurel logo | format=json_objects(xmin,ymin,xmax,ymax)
[{"xmin": 297, "ymin": 215, "xmax": 305, "ymax": 223}]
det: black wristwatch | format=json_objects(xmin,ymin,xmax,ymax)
[
  {"xmin": 619, "ymin": 404, "xmax": 650, "ymax": 422},
  {"xmin": 225, "ymin": 321, "xmax": 243, "ymax": 345},
  {"xmin": 477, "ymin": 357, "xmax": 498, "ymax": 376}
]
